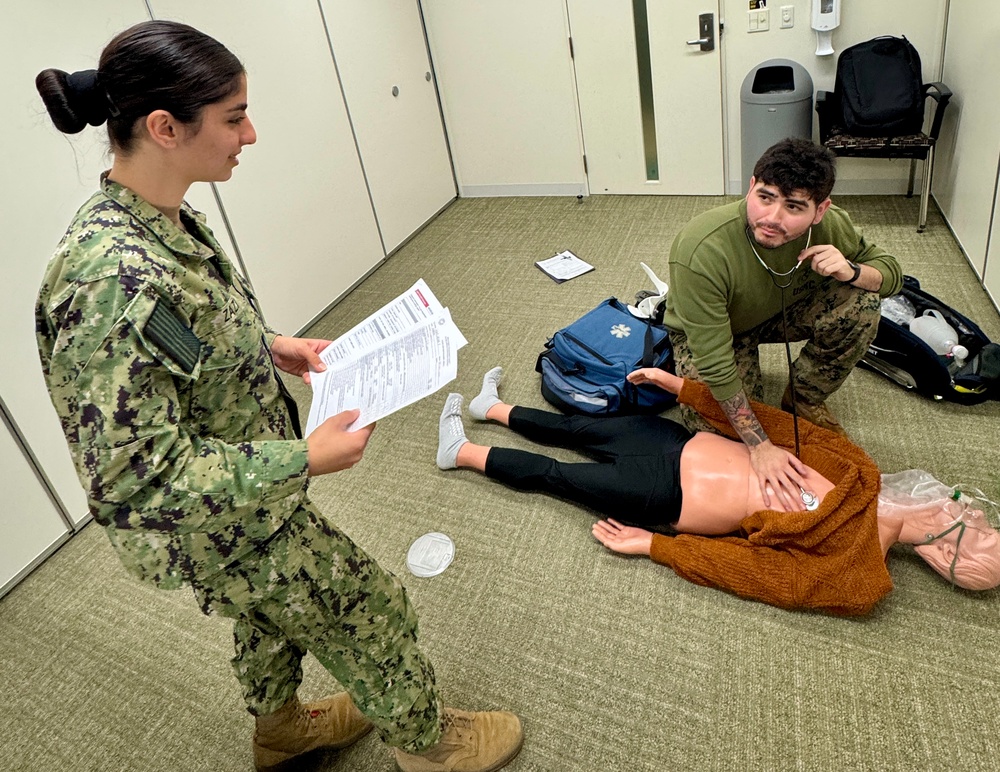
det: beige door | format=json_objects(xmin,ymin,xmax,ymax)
[
  {"xmin": 319, "ymin": 0, "xmax": 456, "ymax": 254},
  {"xmin": 567, "ymin": 0, "xmax": 724, "ymax": 194}
]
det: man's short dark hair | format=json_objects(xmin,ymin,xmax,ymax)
[{"xmin": 752, "ymin": 138, "xmax": 837, "ymax": 204}]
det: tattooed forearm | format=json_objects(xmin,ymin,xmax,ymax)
[{"xmin": 719, "ymin": 389, "xmax": 768, "ymax": 447}]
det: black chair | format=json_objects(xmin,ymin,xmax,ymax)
[{"xmin": 816, "ymin": 81, "xmax": 952, "ymax": 233}]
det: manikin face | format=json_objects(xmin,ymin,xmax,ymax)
[
  {"xmin": 176, "ymin": 74, "xmax": 257, "ymax": 184},
  {"xmin": 915, "ymin": 508, "xmax": 1000, "ymax": 591},
  {"xmin": 745, "ymin": 177, "xmax": 831, "ymax": 249}
]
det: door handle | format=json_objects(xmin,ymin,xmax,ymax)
[{"xmin": 687, "ymin": 12, "xmax": 715, "ymax": 52}]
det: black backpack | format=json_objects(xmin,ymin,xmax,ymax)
[
  {"xmin": 860, "ymin": 276, "xmax": 1000, "ymax": 405},
  {"xmin": 835, "ymin": 36, "xmax": 924, "ymax": 136}
]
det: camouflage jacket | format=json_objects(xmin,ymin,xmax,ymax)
[{"xmin": 36, "ymin": 175, "xmax": 310, "ymax": 589}]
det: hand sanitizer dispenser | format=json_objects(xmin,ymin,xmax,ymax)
[{"xmin": 812, "ymin": 0, "xmax": 840, "ymax": 56}]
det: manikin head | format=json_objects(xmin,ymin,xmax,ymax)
[
  {"xmin": 879, "ymin": 471, "xmax": 1000, "ymax": 591},
  {"xmin": 914, "ymin": 505, "xmax": 1000, "ymax": 591}
]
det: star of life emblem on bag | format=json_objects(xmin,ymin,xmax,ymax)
[{"xmin": 610, "ymin": 323, "xmax": 631, "ymax": 339}]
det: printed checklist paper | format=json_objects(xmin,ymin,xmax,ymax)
[
  {"xmin": 305, "ymin": 280, "xmax": 467, "ymax": 434},
  {"xmin": 535, "ymin": 250, "xmax": 594, "ymax": 283}
]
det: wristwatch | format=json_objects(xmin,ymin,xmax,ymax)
[{"xmin": 843, "ymin": 261, "xmax": 862, "ymax": 284}]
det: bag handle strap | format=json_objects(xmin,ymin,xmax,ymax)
[{"xmin": 642, "ymin": 321, "xmax": 656, "ymax": 368}]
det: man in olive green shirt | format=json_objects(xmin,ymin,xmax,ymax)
[{"xmin": 661, "ymin": 138, "xmax": 902, "ymax": 512}]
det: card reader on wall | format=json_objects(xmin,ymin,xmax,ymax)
[{"xmin": 812, "ymin": 0, "xmax": 840, "ymax": 56}]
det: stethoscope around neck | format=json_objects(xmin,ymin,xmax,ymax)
[
  {"xmin": 745, "ymin": 224, "xmax": 818, "ymax": 510},
  {"xmin": 745, "ymin": 225, "xmax": 812, "ymax": 289}
]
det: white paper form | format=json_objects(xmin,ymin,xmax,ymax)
[
  {"xmin": 305, "ymin": 287, "xmax": 467, "ymax": 434},
  {"xmin": 320, "ymin": 279, "xmax": 445, "ymax": 366},
  {"xmin": 535, "ymin": 250, "xmax": 594, "ymax": 282}
]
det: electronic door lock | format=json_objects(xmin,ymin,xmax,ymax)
[{"xmin": 686, "ymin": 13, "xmax": 715, "ymax": 52}]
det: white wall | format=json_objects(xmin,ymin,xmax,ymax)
[
  {"xmin": 319, "ymin": 0, "xmax": 457, "ymax": 252},
  {"xmin": 933, "ymin": 0, "xmax": 1000, "ymax": 285},
  {"xmin": 987, "ymin": 208, "xmax": 1000, "ymax": 310},
  {"xmin": 0, "ymin": 0, "xmax": 152, "ymax": 527},
  {"xmin": 150, "ymin": 0, "xmax": 387, "ymax": 336},
  {"xmin": 0, "ymin": 404, "xmax": 70, "ymax": 598},
  {"xmin": 721, "ymin": 0, "xmax": 947, "ymax": 195}
]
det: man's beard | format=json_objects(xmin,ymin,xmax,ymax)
[{"xmin": 750, "ymin": 221, "xmax": 798, "ymax": 247}]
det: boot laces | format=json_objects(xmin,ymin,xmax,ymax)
[{"xmin": 439, "ymin": 710, "xmax": 475, "ymax": 744}]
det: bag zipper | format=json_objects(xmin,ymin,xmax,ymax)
[{"xmin": 561, "ymin": 331, "xmax": 615, "ymax": 366}]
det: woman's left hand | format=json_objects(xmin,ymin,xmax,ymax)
[
  {"xmin": 592, "ymin": 518, "xmax": 654, "ymax": 557},
  {"xmin": 270, "ymin": 335, "xmax": 331, "ymax": 385},
  {"xmin": 627, "ymin": 367, "xmax": 683, "ymax": 395}
]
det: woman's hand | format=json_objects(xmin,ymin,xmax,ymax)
[
  {"xmin": 306, "ymin": 409, "xmax": 376, "ymax": 476},
  {"xmin": 627, "ymin": 368, "xmax": 683, "ymax": 395},
  {"xmin": 592, "ymin": 518, "xmax": 654, "ymax": 557},
  {"xmin": 271, "ymin": 335, "xmax": 331, "ymax": 385}
]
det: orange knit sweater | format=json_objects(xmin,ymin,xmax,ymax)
[{"xmin": 649, "ymin": 380, "xmax": 892, "ymax": 616}]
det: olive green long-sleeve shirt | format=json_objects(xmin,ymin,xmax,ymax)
[{"xmin": 661, "ymin": 199, "xmax": 902, "ymax": 401}]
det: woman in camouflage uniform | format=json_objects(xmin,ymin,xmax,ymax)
[{"xmin": 35, "ymin": 19, "xmax": 521, "ymax": 772}]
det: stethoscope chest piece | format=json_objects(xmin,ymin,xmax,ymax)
[{"xmin": 800, "ymin": 488, "xmax": 819, "ymax": 511}]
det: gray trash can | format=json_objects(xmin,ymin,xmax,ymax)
[{"xmin": 740, "ymin": 59, "xmax": 813, "ymax": 192}]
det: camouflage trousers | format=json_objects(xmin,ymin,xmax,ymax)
[
  {"xmin": 191, "ymin": 503, "xmax": 443, "ymax": 753},
  {"xmin": 669, "ymin": 282, "xmax": 880, "ymax": 434}
]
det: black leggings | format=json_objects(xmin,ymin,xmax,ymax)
[{"xmin": 484, "ymin": 407, "xmax": 693, "ymax": 530}]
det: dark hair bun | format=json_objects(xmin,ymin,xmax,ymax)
[{"xmin": 36, "ymin": 68, "xmax": 110, "ymax": 134}]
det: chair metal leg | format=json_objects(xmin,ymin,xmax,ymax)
[
  {"xmin": 907, "ymin": 158, "xmax": 916, "ymax": 198},
  {"xmin": 918, "ymin": 147, "xmax": 934, "ymax": 233}
]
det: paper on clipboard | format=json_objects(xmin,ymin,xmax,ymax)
[{"xmin": 535, "ymin": 250, "xmax": 594, "ymax": 283}]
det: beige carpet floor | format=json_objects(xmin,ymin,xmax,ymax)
[{"xmin": 2, "ymin": 194, "xmax": 998, "ymax": 772}]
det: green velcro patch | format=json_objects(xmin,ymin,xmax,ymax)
[{"xmin": 145, "ymin": 299, "xmax": 203, "ymax": 374}]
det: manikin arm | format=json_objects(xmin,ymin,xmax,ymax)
[
  {"xmin": 648, "ymin": 530, "xmax": 883, "ymax": 615},
  {"xmin": 593, "ymin": 514, "xmax": 884, "ymax": 615},
  {"xmin": 592, "ymin": 519, "xmax": 653, "ymax": 556}
]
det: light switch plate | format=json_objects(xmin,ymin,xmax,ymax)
[
  {"xmin": 780, "ymin": 5, "xmax": 793, "ymax": 28},
  {"xmin": 748, "ymin": 9, "xmax": 769, "ymax": 32}
]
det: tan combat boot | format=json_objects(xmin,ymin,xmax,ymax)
[
  {"xmin": 394, "ymin": 707, "xmax": 524, "ymax": 772},
  {"xmin": 253, "ymin": 692, "xmax": 374, "ymax": 771},
  {"xmin": 781, "ymin": 385, "xmax": 849, "ymax": 438}
]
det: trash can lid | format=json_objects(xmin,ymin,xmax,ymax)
[{"xmin": 741, "ymin": 58, "xmax": 813, "ymax": 103}]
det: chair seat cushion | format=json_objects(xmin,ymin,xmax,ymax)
[{"xmin": 824, "ymin": 132, "xmax": 934, "ymax": 153}]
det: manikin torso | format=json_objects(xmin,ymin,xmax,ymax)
[{"xmin": 676, "ymin": 432, "xmax": 835, "ymax": 535}]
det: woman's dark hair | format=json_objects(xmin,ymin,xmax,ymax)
[
  {"xmin": 752, "ymin": 137, "xmax": 837, "ymax": 204},
  {"xmin": 35, "ymin": 20, "xmax": 244, "ymax": 153}
]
